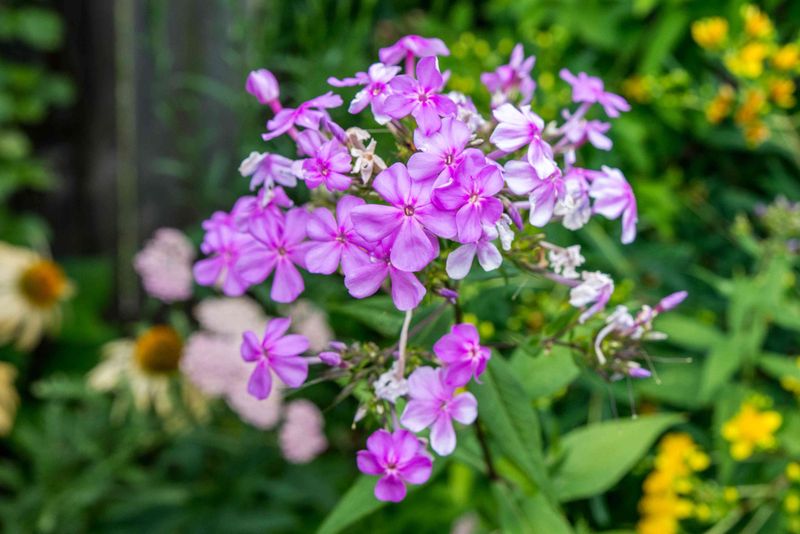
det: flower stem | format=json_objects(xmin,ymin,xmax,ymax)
[
  {"xmin": 475, "ymin": 418, "xmax": 499, "ymax": 480},
  {"xmin": 396, "ymin": 309, "xmax": 413, "ymax": 380}
]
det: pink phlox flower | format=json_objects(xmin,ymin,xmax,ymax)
[
  {"xmin": 489, "ymin": 103, "xmax": 545, "ymax": 153},
  {"xmin": 350, "ymin": 163, "xmax": 456, "ymax": 272},
  {"xmin": 561, "ymin": 110, "xmax": 612, "ymax": 151},
  {"xmin": 328, "ymin": 63, "xmax": 401, "ymax": 124},
  {"xmin": 134, "ymin": 228, "xmax": 195, "ymax": 303},
  {"xmin": 559, "ymin": 69, "xmax": 630, "ymax": 118},
  {"xmin": 238, "ymin": 208, "xmax": 310, "ymax": 303},
  {"xmin": 383, "ymin": 57, "xmax": 457, "ymax": 135},
  {"xmin": 194, "ymin": 222, "xmax": 257, "ymax": 297},
  {"xmin": 588, "ymin": 166, "xmax": 638, "ymax": 244},
  {"xmin": 305, "ymin": 195, "xmax": 369, "ymax": 276},
  {"xmin": 445, "ymin": 225, "xmax": 502, "ymax": 280},
  {"xmin": 554, "ymin": 168, "xmax": 592, "ymax": 230},
  {"xmin": 297, "ymin": 138, "xmax": 353, "ymax": 191},
  {"xmin": 262, "ymin": 91, "xmax": 343, "ymax": 141},
  {"xmin": 400, "ymin": 366, "xmax": 477, "ymax": 456},
  {"xmin": 343, "ymin": 240, "xmax": 426, "ymax": 311},
  {"xmin": 433, "ymin": 323, "xmax": 491, "ymax": 386},
  {"xmin": 241, "ymin": 317, "xmax": 309, "ymax": 400},
  {"xmin": 246, "ymin": 68, "xmax": 280, "ymax": 105},
  {"xmin": 232, "ymin": 186, "xmax": 293, "ymax": 232},
  {"xmin": 239, "ymin": 151, "xmax": 296, "ymax": 190},
  {"xmin": 448, "ymin": 91, "xmax": 487, "ymax": 132},
  {"xmin": 279, "ymin": 399, "xmax": 328, "ymax": 463},
  {"xmin": 432, "ymin": 156, "xmax": 504, "ymax": 243},
  {"xmin": 357, "ymin": 428, "xmax": 433, "ymax": 502},
  {"xmin": 408, "ymin": 116, "xmax": 474, "ymax": 183},
  {"xmin": 503, "ymin": 159, "xmax": 566, "ymax": 227},
  {"xmin": 379, "ymin": 35, "xmax": 450, "ymax": 65},
  {"xmin": 570, "ymin": 271, "xmax": 615, "ymax": 323},
  {"xmin": 480, "ymin": 44, "xmax": 536, "ymax": 107}
]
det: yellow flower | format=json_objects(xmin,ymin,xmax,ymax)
[
  {"xmin": 622, "ymin": 75, "xmax": 651, "ymax": 104},
  {"xmin": 725, "ymin": 42, "xmax": 769, "ymax": 78},
  {"xmin": 0, "ymin": 362, "xmax": 19, "ymax": 436},
  {"xmin": 787, "ymin": 462, "xmax": 800, "ymax": 482},
  {"xmin": 721, "ymin": 401, "xmax": 782, "ymax": 460},
  {"xmin": 735, "ymin": 89, "xmax": 767, "ymax": 125},
  {"xmin": 743, "ymin": 120, "xmax": 769, "ymax": 146},
  {"xmin": 706, "ymin": 84, "xmax": 735, "ymax": 124},
  {"xmin": 786, "ymin": 492, "xmax": 800, "ymax": 514},
  {"xmin": 773, "ymin": 44, "xmax": 800, "ymax": 71},
  {"xmin": 769, "ymin": 78, "xmax": 796, "ymax": 108},
  {"xmin": 743, "ymin": 5, "xmax": 773, "ymax": 39},
  {"xmin": 695, "ymin": 502, "xmax": 712, "ymax": 522},
  {"xmin": 0, "ymin": 242, "xmax": 74, "ymax": 351},
  {"xmin": 637, "ymin": 515, "xmax": 678, "ymax": 534},
  {"xmin": 724, "ymin": 486, "xmax": 739, "ymax": 503},
  {"xmin": 89, "ymin": 325, "xmax": 188, "ymax": 418},
  {"xmin": 692, "ymin": 17, "xmax": 728, "ymax": 49}
]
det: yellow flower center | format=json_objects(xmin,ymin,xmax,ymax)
[
  {"xmin": 18, "ymin": 260, "xmax": 69, "ymax": 309},
  {"xmin": 134, "ymin": 326, "xmax": 183, "ymax": 374}
]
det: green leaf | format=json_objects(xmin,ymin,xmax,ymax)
[
  {"xmin": 493, "ymin": 482, "xmax": 573, "ymax": 534},
  {"xmin": 656, "ymin": 314, "xmax": 723, "ymax": 351},
  {"xmin": 759, "ymin": 353, "xmax": 800, "ymax": 383},
  {"xmin": 510, "ymin": 345, "xmax": 580, "ymax": 400},
  {"xmin": 329, "ymin": 296, "xmax": 404, "ymax": 337},
  {"xmin": 317, "ymin": 460, "xmax": 446, "ymax": 534},
  {"xmin": 471, "ymin": 355, "xmax": 553, "ymax": 499},
  {"xmin": 550, "ymin": 413, "xmax": 684, "ymax": 502}
]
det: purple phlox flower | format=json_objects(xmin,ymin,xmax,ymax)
[
  {"xmin": 321, "ymin": 115, "xmax": 348, "ymax": 145},
  {"xmin": 408, "ymin": 116, "xmax": 473, "ymax": 183},
  {"xmin": 318, "ymin": 350, "xmax": 343, "ymax": 367},
  {"xmin": 489, "ymin": 103, "xmax": 545, "ymax": 153},
  {"xmin": 305, "ymin": 195, "xmax": 369, "ymax": 276},
  {"xmin": 503, "ymin": 159, "xmax": 565, "ymax": 227},
  {"xmin": 433, "ymin": 156, "xmax": 504, "ymax": 243},
  {"xmin": 350, "ymin": 163, "xmax": 456, "ymax": 273},
  {"xmin": 570, "ymin": 271, "xmax": 614, "ymax": 323},
  {"xmin": 559, "ymin": 69, "xmax": 631, "ymax": 118},
  {"xmin": 434, "ymin": 322, "xmax": 491, "ymax": 388},
  {"xmin": 194, "ymin": 223, "xmax": 256, "ymax": 297},
  {"xmin": 238, "ymin": 208, "xmax": 310, "ymax": 303},
  {"xmin": 448, "ymin": 91, "xmax": 487, "ymax": 132},
  {"xmin": 297, "ymin": 138, "xmax": 352, "ymax": 191},
  {"xmin": 379, "ymin": 35, "xmax": 450, "ymax": 65},
  {"xmin": 239, "ymin": 151, "xmax": 296, "ymax": 189},
  {"xmin": 294, "ymin": 129, "xmax": 327, "ymax": 157},
  {"xmin": 343, "ymin": 240, "xmax": 427, "ymax": 311},
  {"xmin": 262, "ymin": 92, "xmax": 343, "ymax": 141},
  {"xmin": 328, "ymin": 63, "xmax": 401, "ymax": 124},
  {"xmin": 446, "ymin": 225, "xmax": 503, "ymax": 280},
  {"xmin": 588, "ymin": 166, "xmax": 638, "ymax": 244},
  {"xmin": 357, "ymin": 428, "xmax": 433, "ymax": 502},
  {"xmin": 383, "ymin": 57, "xmax": 457, "ymax": 135},
  {"xmin": 554, "ymin": 168, "xmax": 592, "ymax": 230},
  {"xmin": 246, "ymin": 69, "xmax": 280, "ymax": 106},
  {"xmin": 232, "ymin": 186, "xmax": 293, "ymax": 232},
  {"xmin": 480, "ymin": 44, "xmax": 536, "ymax": 107},
  {"xmin": 655, "ymin": 291, "xmax": 688, "ymax": 313},
  {"xmin": 400, "ymin": 366, "xmax": 478, "ymax": 456},
  {"xmin": 240, "ymin": 317, "xmax": 309, "ymax": 399},
  {"xmin": 436, "ymin": 287, "xmax": 459, "ymax": 304},
  {"xmin": 561, "ymin": 110, "xmax": 612, "ymax": 151}
]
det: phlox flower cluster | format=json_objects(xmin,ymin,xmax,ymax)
[{"xmin": 191, "ymin": 34, "xmax": 683, "ymax": 502}]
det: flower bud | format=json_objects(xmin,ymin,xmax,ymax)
[{"xmin": 246, "ymin": 69, "xmax": 280, "ymax": 105}]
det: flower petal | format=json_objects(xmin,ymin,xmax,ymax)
[
  {"xmin": 269, "ymin": 354, "xmax": 308, "ymax": 388},
  {"xmin": 247, "ymin": 360, "xmax": 273, "ymax": 400},
  {"xmin": 430, "ymin": 414, "xmax": 456, "ymax": 456}
]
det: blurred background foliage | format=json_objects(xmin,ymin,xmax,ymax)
[{"xmin": 0, "ymin": 0, "xmax": 799, "ymax": 532}]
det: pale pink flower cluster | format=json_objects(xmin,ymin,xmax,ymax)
[
  {"xmin": 278, "ymin": 399, "xmax": 328, "ymax": 463},
  {"xmin": 134, "ymin": 228, "xmax": 195, "ymax": 302}
]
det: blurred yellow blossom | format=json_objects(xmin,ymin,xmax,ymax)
[
  {"xmin": 623, "ymin": 75, "xmax": 651, "ymax": 104},
  {"xmin": 721, "ymin": 400, "xmax": 782, "ymax": 460},
  {"xmin": 0, "ymin": 362, "xmax": 19, "ymax": 436},
  {"xmin": 691, "ymin": 17, "xmax": 728, "ymax": 49},
  {"xmin": 786, "ymin": 492, "xmax": 800, "ymax": 514},
  {"xmin": 706, "ymin": 84, "xmax": 735, "ymax": 124},
  {"xmin": 743, "ymin": 120, "xmax": 769, "ymax": 145},
  {"xmin": 769, "ymin": 78, "xmax": 796, "ymax": 108},
  {"xmin": 743, "ymin": 4, "xmax": 773, "ymax": 39},
  {"xmin": 787, "ymin": 462, "xmax": 800, "ymax": 482},
  {"xmin": 725, "ymin": 42, "xmax": 769, "ymax": 78},
  {"xmin": 773, "ymin": 43, "xmax": 800, "ymax": 71}
]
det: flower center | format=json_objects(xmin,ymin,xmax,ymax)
[
  {"xmin": 403, "ymin": 204, "xmax": 415, "ymax": 217},
  {"xmin": 134, "ymin": 325, "xmax": 183, "ymax": 374},
  {"xmin": 444, "ymin": 154, "xmax": 454, "ymax": 166},
  {"xmin": 469, "ymin": 192, "xmax": 480, "ymax": 204},
  {"xmin": 277, "ymin": 246, "xmax": 287, "ymax": 256},
  {"xmin": 336, "ymin": 234, "xmax": 347, "ymax": 244},
  {"xmin": 19, "ymin": 260, "xmax": 68, "ymax": 309}
]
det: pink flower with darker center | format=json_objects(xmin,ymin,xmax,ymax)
[
  {"xmin": 400, "ymin": 366, "xmax": 478, "ymax": 456},
  {"xmin": 240, "ymin": 317, "xmax": 309, "ymax": 400},
  {"xmin": 379, "ymin": 35, "xmax": 450, "ymax": 65},
  {"xmin": 357, "ymin": 428, "xmax": 433, "ymax": 502},
  {"xmin": 328, "ymin": 63, "xmax": 401, "ymax": 123},
  {"xmin": 350, "ymin": 163, "xmax": 456, "ymax": 273},
  {"xmin": 433, "ymin": 323, "xmax": 491, "ymax": 386},
  {"xmin": 383, "ymin": 57, "xmax": 457, "ymax": 135},
  {"xmin": 262, "ymin": 92, "xmax": 342, "ymax": 141},
  {"xmin": 559, "ymin": 69, "xmax": 631, "ymax": 118},
  {"xmin": 408, "ymin": 116, "xmax": 474, "ymax": 183},
  {"xmin": 343, "ymin": 240, "xmax": 426, "ymax": 311},
  {"xmin": 299, "ymin": 138, "xmax": 352, "ymax": 191},
  {"xmin": 305, "ymin": 195, "xmax": 369, "ymax": 276},
  {"xmin": 480, "ymin": 43, "xmax": 536, "ymax": 107}
]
